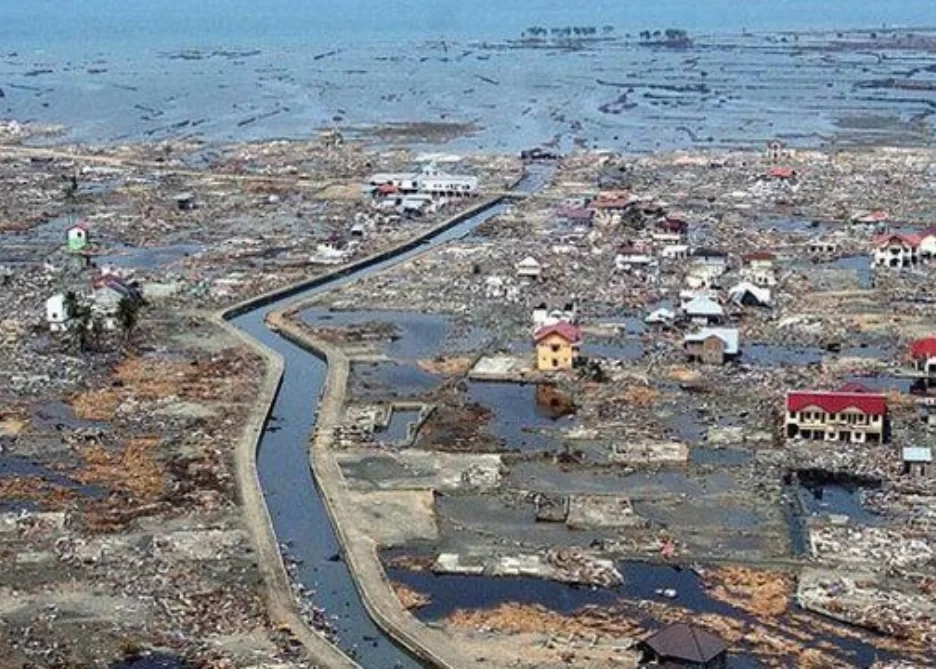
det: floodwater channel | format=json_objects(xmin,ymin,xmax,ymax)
[{"xmin": 228, "ymin": 165, "xmax": 551, "ymax": 668}]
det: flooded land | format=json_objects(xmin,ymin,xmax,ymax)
[{"xmin": 2, "ymin": 7, "xmax": 936, "ymax": 669}]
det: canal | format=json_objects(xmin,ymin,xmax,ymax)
[{"xmin": 228, "ymin": 165, "xmax": 552, "ymax": 667}]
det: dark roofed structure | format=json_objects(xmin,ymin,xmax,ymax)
[{"xmin": 639, "ymin": 623, "xmax": 728, "ymax": 668}]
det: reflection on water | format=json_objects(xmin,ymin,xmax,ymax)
[
  {"xmin": 797, "ymin": 483, "xmax": 881, "ymax": 524},
  {"xmin": 468, "ymin": 380, "xmax": 576, "ymax": 452},
  {"xmin": 379, "ymin": 408, "xmax": 422, "ymax": 443}
]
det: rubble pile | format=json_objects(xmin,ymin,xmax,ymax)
[
  {"xmin": 704, "ymin": 566, "xmax": 793, "ymax": 618},
  {"xmin": 809, "ymin": 526, "xmax": 936, "ymax": 570},
  {"xmin": 797, "ymin": 569, "xmax": 936, "ymax": 645}
]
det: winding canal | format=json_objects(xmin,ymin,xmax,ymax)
[{"xmin": 228, "ymin": 165, "xmax": 551, "ymax": 668}]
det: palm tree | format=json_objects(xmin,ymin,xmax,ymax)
[{"xmin": 116, "ymin": 296, "xmax": 140, "ymax": 340}]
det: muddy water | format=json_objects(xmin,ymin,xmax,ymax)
[
  {"xmin": 95, "ymin": 243, "xmax": 204, "ymax": 269},
  {"xmin": 467, "ymin": 380, "xmax": 578, "ymax": 452},
  {"xmin": 385, "ymin": 559, "xmax": 892, "ymax": 667},
  {"xmin": 108, "ymin": 654, "xmax": 191, "ymax": 669},
  {"xmin": 379, "ymin": 408, "xmax": 422, "ymax": 444},
  {"xmin": 301, "ymin": 309, "xmax": 489, "ymax": 398},
  {"xmin": 7, "ymin": 20, "xmax": 936, "ymax": 151},
  {"xmin": 796, "ymin": 483, "xmax": 882, "ymax": 524},
  {"xmin": 229, "ymin": 165, "xmax": 551, "ymax": 667},
  {"xmin": 0, "ymin": 454, "xmax": 107, "ymax": 511}
]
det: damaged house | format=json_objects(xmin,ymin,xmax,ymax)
[
  {"xmin": 683, "ymin": 327, "xmax": 739, "ymax": 365},
  {"xmin": 741, "ymin": 251, "xmax": 777, "ymax": 286},
  {"xmin": 532, "ymin": 302, "xmax": 578, "ymax": 332},
  {"xmin": 682, "ymin": 295, "xmax": 724, "ymax": 325},
  {"xmin": 728, "ymin": 281, "xmax": 771, "ymax": 307}
]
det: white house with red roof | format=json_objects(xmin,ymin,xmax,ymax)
[
  {"xmin": 872, "ymin": 233, "xmax": 920, "ymax": 269},
  {"xmin": 588, "ymin": 192, "xmax": 639, "ymax": 225},
  {"xmin": 909, "ymin": 337, "xmax": 936, "ymax": 376},
  {"xmin": 785, "ymin": 386, "xmax": 887, "ymax": 444}
]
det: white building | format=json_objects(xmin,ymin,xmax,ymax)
[
  {"xmin": 368, "ymin": 164, "xmax": 478, "ymax": 198},
  {"xmin": 615, "ymin": 246, "xmax": 656, "ymax": 271},
  {"xmin": 682, "ymin": 295, "xmax": 724, "ymax": 325},
  {"xmin": 729, "ymin": 281, "xmax": 771, "ymax": 307},
  {"xmin": 46, "ymin": 293, "xmax": 70, "ymax": 332},
  {"xmin": 919, "ymin": 227, "xmax": 936, "ymax": 259},
  {"xmin": 741, "ymin": 267, "xmax": 776, "ymax": 287},
  {"xmin": 660, "ymin": 244, "xmax": 689, "ymax": 260},
  {"xmin": 873, "ymin": 233, "xmax": 920, "ymax": 269},
  {"xmin": 66, "ymin": 222, "xmax": 90, "ymax": 252},
  {"xmin": 516, "ymin": 256, "xmax": 542, "ymax": 279},
  {"xmin": 807, "ymin": 238, "xmax": 841, "ymax": 256},
  {"xmin": 532, "ymin": 302, "xmax": 577, "ymax": 332},
  {"xmin": 690, "ymin": 248, "xmax": 729, "ymax": 275},
  {"xmin": 645, "ymin": 307, "xmax": 676, "ymax": 325}
]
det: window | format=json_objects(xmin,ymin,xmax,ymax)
[{"xmin": 551, "ymin": 344, "xmax": 560, "ymax": 353}]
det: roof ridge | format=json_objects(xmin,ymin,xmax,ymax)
[{"xmin": 689, "ymin": 624, "xmax": 706, "ymax": 662}]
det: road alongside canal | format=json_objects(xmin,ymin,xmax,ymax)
[{"xmin": 223, "ymin": 166, "xmax": 551, "ymax": 668}]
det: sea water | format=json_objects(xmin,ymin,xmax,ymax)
[{"xmin": 1, "ymin": 0, "xmax": 935, "ymax": 149}]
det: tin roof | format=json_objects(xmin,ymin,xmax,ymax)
[
  {"xmin": 684, "ymin": 328, "xmax": 739, "ymax": 355},
  {"xmin": 683, "ymin": 296, "xmax": 724, "ymax": 317},
  {"xmin": 910, "ymin": 337, "xmax": 936, "ymax": 359},
  {"xmin": 873, "ymin": 232, "xmax": 921, "ymax": 249},
  {"xmin": 902, "ymin": 447, "xmax": 932, "ymax": 463},
  {"xmin": 787, "ymin": 390, "xmax": 887, "ymax": 415}
]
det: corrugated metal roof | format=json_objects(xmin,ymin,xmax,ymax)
[
  {"xmin": 683, "ymin": 296, "xmax": 724, "ymax": 317},
  {"xmin": 902, "ymin": 447, "xmax": 933, "ymax": 463},
  {"xmin": 684, "ymin": 327, "xmax": 739, "ymax": 354}
]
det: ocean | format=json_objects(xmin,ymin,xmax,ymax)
[{"xmin": 1, "ymin": 0, "xmax": 936, "ymax": 150}]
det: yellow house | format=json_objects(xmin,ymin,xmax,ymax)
[{"xmin": 534, "ymin": 322, "xmax": 581, "ymax": 371}]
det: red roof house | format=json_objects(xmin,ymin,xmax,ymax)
[
  {"xmin": 854, "ymin": 209, "xmax": 889, "ymax": 224},
  {"xmin": 873, "ymin": 232, "xmax": 921, "ymax": 249},
  {"xmin": 910, "ymin": 337, "xmax": 936, "ymax": 360},
  {"xmin": 534, "ymin": 322, "xmax": 581, "ymax": 344},
  {"xmin": 742, "ymin": 251, "xmax": 776, "ymax": 265},
  {"xmin": 658, "ymin": 216, "xmax": 688, "ymax": 234},
  {"xmin": 557, "ymin": 206, "xmax": 594, "ymax": 222},
  {"xmin": 786, "ymin": 389, "xmax": 887, "ymax": 416},
  {"xmin": 589, "ymin": 196, "xmax": 635, "ymax": 211},
  {"xmin": 768, "ymin": 166, "xmax": 796, "ymax": 180}
]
